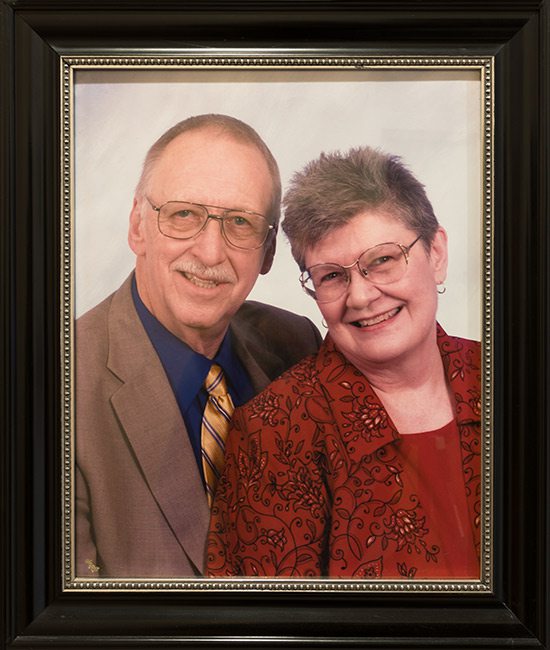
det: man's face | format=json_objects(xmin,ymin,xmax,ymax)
[{"xmin": 129, "ymin": 128, "xmax": 276, "ymax": 354}]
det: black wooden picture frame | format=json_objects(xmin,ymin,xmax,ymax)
[{"xmin": 1, "ymin": 2, "xmax": 548, "ymax": 648}]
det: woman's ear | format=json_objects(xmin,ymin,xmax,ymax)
[
  {"xmin": 429, "ymin": 226, "xmax": 449, "ymax": 285},
  {"xmin": 128, "ymin": 198, "xmax": 147, "ymax": 256}
]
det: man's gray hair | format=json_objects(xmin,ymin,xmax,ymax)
[
  {"xmin": 282, "ymin": 146, "xmax": 440, "ymax": 270},
  {"xmin": 135, "ymin": 114, "xmax": 281, "ymax": 226}
]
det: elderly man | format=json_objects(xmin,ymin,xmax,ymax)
[{"xmin": 75, "ymin": 114, "xmax": 321, "ymax": 578}]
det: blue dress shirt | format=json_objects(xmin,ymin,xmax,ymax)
[{"xmin": 131, "ymin": 276, "xmax": 255, "ymax": 481}]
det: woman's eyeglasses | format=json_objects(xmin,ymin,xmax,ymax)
[{"xmin": 300, "ymin": 236, "xmax": 421, "ymax": 303}]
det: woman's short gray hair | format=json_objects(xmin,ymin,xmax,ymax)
[
  {"xmin": 135, "ymin": 113, "xmax": 281, "ymax": 226},
  {"xmin": 282, "ymin": 146, "xmax": 440, "ymax": 270}
]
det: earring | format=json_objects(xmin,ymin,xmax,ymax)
[
  {"xmin": 321, "ymin": 318, "xmax": 328, "ymax": 329},
  {"xmin": 437, "ymin": 285, "xmax": 446, "ymax": 295}
]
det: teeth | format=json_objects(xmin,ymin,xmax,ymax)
[
  {"xmin": 353, "ymin": 307, "xmax": 400, "ymax": 328},
  {"xmin": 182, "ymin": 272, "xmax": 219, "ymax": 289}
]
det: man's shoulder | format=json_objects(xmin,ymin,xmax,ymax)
[
  {"xmin": 76, "ymin": 275, "xmax": 133, "ymax": 334},
  {"xmin": 231, "ymin": 300, "xmax": 322, "ymax": 385},
  {"xmin": 77, "ymin": 291, "xmax": 116, "ymax": 332},
  {"xmin": 235, "ymin": 299, "xmax": 319, "ymax": 331},
  {"xmin": 234, "ymin": 299, "xmax": 322, "ymax": 352},
  {"xmin": 75, "ymin": 275, "xmax": 139, "ymax": 370}
]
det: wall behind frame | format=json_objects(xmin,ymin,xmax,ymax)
[{"xmin": 74, "ymin": 67, "xmax": 482, "ymax": 341}]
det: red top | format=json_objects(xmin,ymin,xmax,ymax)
[
  {"xmin": 397, "ymin": 420, "xmax": 479, "ymax": 578},
  {"xmin": 207, "ymin": 327, "xmax": 482, "ymax": 579}
]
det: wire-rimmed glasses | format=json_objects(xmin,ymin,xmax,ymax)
[
  {"xmin": 300, "ymin": 235, "xmax": 422, "ymax": 303},
  {"xmin": 148, "ymin": 199, "xmax": 274, "ymax": 250}
]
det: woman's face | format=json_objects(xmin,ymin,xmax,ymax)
[{"xmin": 304, "ymin": 209, "xmax": 448, "ymax": 374}]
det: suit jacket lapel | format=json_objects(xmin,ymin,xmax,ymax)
[{"xmin": 106, "ymin": 275, "xmax": 210, "ymax": 573}]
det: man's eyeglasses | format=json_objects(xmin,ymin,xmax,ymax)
[
  {"xmin": 300, "ymin": 235, "xmax": 422, "ymax": 303},
  {"xmin": 147, "ymin": 199, "xmax": 274, "ymax": 250}
]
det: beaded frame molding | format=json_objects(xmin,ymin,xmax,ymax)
[{"xmin": 61, "ymin": 55, "xmax": 493, "ymax": 593}]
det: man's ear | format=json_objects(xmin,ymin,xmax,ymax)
[
  {"xmin": 128, "ymin": 198, "xmax": 147, "ymax": 256},
  {"xmin": 260, "ymin": 227, "xmax": 277, "ymax": 275},
  {"xmin": 429, "ymin": 226, "xmax": 449, "ymax": 285}
]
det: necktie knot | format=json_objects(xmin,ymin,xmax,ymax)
[
  {"xmin": 205, "ymin": 364, "xmax": 230, "ymax": 399},
  {"xmin": 201, "ymin": 364, "xmax": 234, "ymax": 507}
]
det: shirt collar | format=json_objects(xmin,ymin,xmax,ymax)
[{"xmin": 131, "ymin": 275, "xmax": 252, "ymax": 410}]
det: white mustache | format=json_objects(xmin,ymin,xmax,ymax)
[{"xmin": 172, "ymin": 259, "xmax": 236, "ymax": 284}]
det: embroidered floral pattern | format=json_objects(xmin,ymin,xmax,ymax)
[
  {"xmin": 249, "ymin": 390, "xmax": 282, "ymax": 426},
  {"xmin": 386, "ymin": 508, "xmax": 429, "ymax": 552},
  {"xmin": 281, "ymin": 465, "xmax": 326, "ymax": 514},
  {"xmin": 207, "ymin": 326, "xmax": 481, "ymax": 579},
  {"xmin": 353, "ymin": 557, "xmax": 384, "ymax": 578},
  {"xmin": 342, "ymin": 394, "xmax": 389, "ymax": 443}
]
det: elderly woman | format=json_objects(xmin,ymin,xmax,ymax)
[{"xmin": 207, "ymin": 146, "xmax": 481, "ymax": 579}]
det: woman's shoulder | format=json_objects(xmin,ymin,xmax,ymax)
[
  {"xmin": 437, "ymin": 326, "xmax": 481, "ymax": 358},
  {"xmin": 243, "ymin": 351, "xmax": 321, "ymax": 411}
]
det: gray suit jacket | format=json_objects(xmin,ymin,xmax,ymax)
[{"xmin": 75, "ymin": 274, "xmax": 321, "ymax": 578}]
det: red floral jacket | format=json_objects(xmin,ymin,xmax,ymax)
[{"xmin": 207, "ymin": 326, "xmax": 481, "ymax": 579}]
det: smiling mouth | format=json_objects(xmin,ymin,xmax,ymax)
[
  {"xmin": 350, "ymin": 306, "xmax": 402, "ymax": 328},
  {"xmin": 180, "ymin": 271, "xmax": 224, "ymax": 289}
]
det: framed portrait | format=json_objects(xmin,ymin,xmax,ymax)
[{"xmin": 2, "ymin": 1, "xmax": 548, "ymax": 649}]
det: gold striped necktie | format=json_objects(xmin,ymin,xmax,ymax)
[{"xmin": 201, "ymin": 363, "xmax": 234, "ymax": 507}]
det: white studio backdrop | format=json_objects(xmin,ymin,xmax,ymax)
[{"xmin": 74, "ymin": 68, "xmax": 482, "ymax": 340}]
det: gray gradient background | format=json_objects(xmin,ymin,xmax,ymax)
[{"xmin": 73, "ymin": 68, "xmax": 482, "ymax": 340}]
